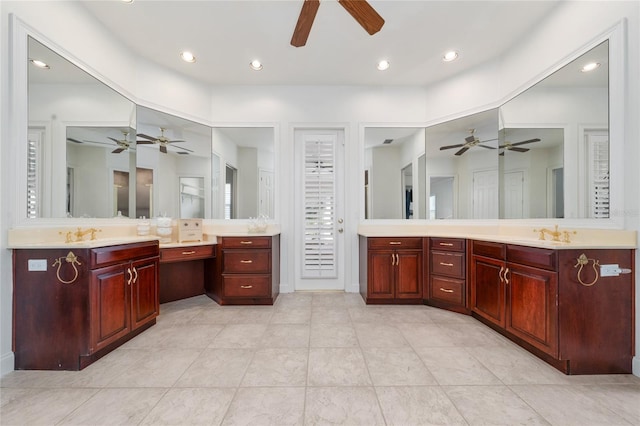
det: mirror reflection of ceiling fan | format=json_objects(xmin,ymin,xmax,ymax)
[
  {"xmin": 499, "ymin": 138, "xmax": 542, "ymax": 155},
  {"xmin": 67, "ymin": 131, "xmax": 132, "ymax": 154},
  {"xmin": 439, "ymin": 129, "xmax": 498, "ymax": 156},
  {"xmin": 291, "ymin": 0, "xmax": 385, "ymax": 47},
  {"xmin": 137, "ymin": 128, "xmax": 193, "ymax": 155}
]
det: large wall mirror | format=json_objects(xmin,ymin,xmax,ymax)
[
  {"xmin": 136, "ymin": 106, "xmax": 212, "ymax": 219},
  {"xmin": 27, "ymin": 36, "xmax": 136, "ymax": 218},
  {"xmin": 212, "ymin": 127, "xmax": 275, "ymax": 220},
  {"xmin": 363, "ymin": 39, "xmax": 609, "ymax": 221}
]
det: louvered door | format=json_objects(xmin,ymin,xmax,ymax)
[{"xmin": 294, "ymin": 129, "xmax": 345, "ymax": 290}]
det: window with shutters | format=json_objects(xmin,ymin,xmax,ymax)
[
  {"xmin": 586, "ymin": 132, "xmax": 609, "ymax": 218},
  {"xmin": 302, "ymin": 137, "xmax": 337, "ymax": 278},
  {"xmin": 26, "ymin": 132, "xmax": 42, "ymax": 218}
]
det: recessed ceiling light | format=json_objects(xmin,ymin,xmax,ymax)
[
  {"xmin": 581, "ymin": 62, "xmax": 600, "ymax": 72},
  {"xmin": 29, "ymin": 59, "xmax": 50, "ymax": 69},
  {"xmin": 442, "ymin": 51, "xmax": 459, "ymax": 62},
  {"xmin": 377, "ymin": 60, "xmax": 390, "ymax": 71},
  {"xmin": 180, "ymin": 51, "xmax": 196, "ymax": 63},
  {"xmin": 121, "ymin": 0, "xmax": 134, "ymax": 3},
  {"xmin": 250, "ymin": 60, "xmax": 263, "ymax": 71}
]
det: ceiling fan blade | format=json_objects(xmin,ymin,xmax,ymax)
[
  {"xmin": 160, "ymin": 145, "xmax": 168, "ymax": 154},
  {"xmin": 338, "ymin": 0, "xmax": 385, "ymax": 35},
  {"xmin": 174, "ymin": 145, "xmax": 194, "ymax": 153},
  {"xmin": 291, "ymin": 0, "xmax": 320, "ymax": 47},
  {"xmin": 137, "ymin": 133, "xmax": 157, "ymax": 141},
  {"xmin": 499, "ymin": 151, "xmax": 505, "ymax": 156},
  {"xmin": 107, "ymin": 137, "xmax": 121, "ymax": 144},
  {"xmin": 176, "ymin": 151, "xmax": 189, "ymax": 155},
  {"xmin": 510, "ymin": 138, "xmax": 541, "ymax": 147},
  {"xmin": 509, "ymin": 147, "xmax": 530, "ymax": 153},
  {"xmin": 454, "ymin": 147, "xmax": 469, "ymax": 156},
  {"xmin": 167, "ymin": 140, "xmax": 186, "ymax": 144},
  {"xmin": 111, "ymin": 148, "xmax": 125, "ymax": 154},
  {"xmin": 136, "ymin": 140, "xmax": 155, "ymax": 145},
  {"xmin": 477, "ymin": 144, "xmax": 497, "ymax": 149},
  {"xmin": 67, "ymin": 138, "xmax": 83, "ymax": 144},
  {"xmin": 439, "ymin": 143, "xmax": 465, "ymax": 150}
]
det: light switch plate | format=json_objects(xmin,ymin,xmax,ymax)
[{"xmin": 28, "ymin": 259, "xmax": 47, "ymax": 271}]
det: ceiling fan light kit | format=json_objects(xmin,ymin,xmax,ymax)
[{"xmin": 291, "ymin": 0, "xmax": 385, "ymax": 47}]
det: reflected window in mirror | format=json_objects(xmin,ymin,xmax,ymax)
[
  {"xmin": 499, "ymin": 40, "xmax": 608, "ymax": 219},
  {"xmin": 136, "ymin": 168, "xmax": 153, "ymax": 218},
  {"xmin": 364, "ymin": 127, "xmax": 426, "ymax": 219},
  {"xmin": 28, "ymin": 36, "xmax": 136, "ymax": 218},
  {"xmin": 225, "ymin": 164, "xmax": 237, "ymax": 219}
]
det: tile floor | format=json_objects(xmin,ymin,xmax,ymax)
[{"xmin": 1, "ymin": 292, "xmax": 639, "ymax": 425}]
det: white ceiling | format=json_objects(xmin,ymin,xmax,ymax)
[{"xmin": 79, "ymin": 0, "xmax": 562, "ymax": 87}]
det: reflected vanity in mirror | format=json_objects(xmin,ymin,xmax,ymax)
[{"xmin": 27, "ymin": 36, "xmax": 136, "ymax": 218}]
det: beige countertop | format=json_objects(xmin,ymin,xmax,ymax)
[{"xmin": 357, "ymin": 224, "xmax": 637, "ymax": 250}]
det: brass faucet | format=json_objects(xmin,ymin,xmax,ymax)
[
  {"xmin": 534, "ymin": 224, "xmax": 562, "ymax": 242},
  {"xmin": 533, "ymin": 225, "xmax": 576, "ymax": 243},
  {"xmin": 73, "ymin": 227, "xmax": 101, "ymax": 242}
]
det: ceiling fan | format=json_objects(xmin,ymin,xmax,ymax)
[
  {"xmin": 439, "ymin": 129, "xmax": 498, "ymax": 156},
  {"xmin": 67, "ymin": 130, "xmax": 132, "ymax": 154},
  {"xmin": 137, "ymin": 128, "xmax": 193, "ymax": 154},
  {"xmin": 291, "ymin": 0, "xmax": 385, "ymax": 47},
  {"xmin": 499, "ymin": 138, "xmax": 541, "ymax": 155}
]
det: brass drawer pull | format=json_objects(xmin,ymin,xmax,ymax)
[
  {"xmin": 439, "ymin": 242, "xmax": 454, "ymax": 247},
  {"xmin": 240, "ymin": 241, "xmax": 253, "ymax": 245},
  {"xmin": 439, "ymin": 288, "xmax": 454, "ymax": 293},
  {"xmin": 181, "ymin": 250, "xmax": 196, "ymax": 255},
  {"xmin": 240, "ymin": 285, "xmax": 253, "ymax": 289},
  {"xmin": 240, "ymin": 260, "xmax": 253, "ymax": 264},
  {"xmin": 439, "ymin": 262, "xmax": 454, "ymax": 267},
  {"xmin": 389, "ymin": 241, "xmax": 402, "ymax": 245}
]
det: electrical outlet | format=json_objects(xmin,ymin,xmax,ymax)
[
  {"xmin": 600, "ymin": 264, "xmax": 620, "ymax": 277},
  {"xmin": 27, "ymin": 259, "xmax": 47, "ymax": 271}
]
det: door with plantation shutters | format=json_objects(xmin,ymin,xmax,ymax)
[{"xmin": 294, "ymin": 129, "xmax": 345, "ymax": 290}]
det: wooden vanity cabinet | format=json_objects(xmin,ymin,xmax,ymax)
[
  {"xmin": 359, "ymin": 237, "xmax": 424, "ymax": 304},
  {"xmin": 159, "ymin": 244, "xmax": 215, "ymax": 303},
  {"xmin": 13, "ymin": 241, "xmax": 159, "ymax": 370},
  {"xmin": 427, "ymin": 237, "xmax": 468, "ymax": 313},
  {"xmin": 207, "ymin": 235, "xmax": 280, "ymax": 305},
  {"xmin": 471, "ymin": 240, "xmax": 634, "ymax": 374}
]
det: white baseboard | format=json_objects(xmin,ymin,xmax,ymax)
[
  {"xmin": 1, "ymin": 351, "xmax": 14, "ymax": 377},
  {"xmin": 279, "ymin": 281, "xmax": 293, "ymax": 294}
]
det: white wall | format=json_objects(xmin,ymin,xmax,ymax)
[{"xmin": 1, "ymin": 1, "xmax": 639, "ymax": 377}]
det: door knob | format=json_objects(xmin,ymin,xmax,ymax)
[
  {"xmin": 338, "ymin": 228, "xmax": 344, "ymax": 233},
  {"xmin": 338, "ymin": 218, "xmax": 344, "ymax": 224}
]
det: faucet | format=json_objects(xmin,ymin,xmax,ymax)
[
  {"xmin": 533, "ymin": 225, "xmax": 576, "ymax": 243},
  {"xmin": 73, "ymin": 227, "xmax": 101, "ymax": 241},
  {"xmin": 534, "ymin": 224, "xmax": 562, "ymax": 242}
]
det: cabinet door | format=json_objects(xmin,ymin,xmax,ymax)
[
  {"xmin": 90, "ymin": 264, "xmax": 130, "ymax": 352},
  {"xmin": 396, "ymin": 250, "xmax": 423, "ymax": 299},
  {"xmin": 471, "ymin": 256, "xmax": 506, "ymax": 327},
  {"xmin": 131, "ymin": 257, "xmax": 159, "ymax": 330},
  {"xmin": 368, "ymin": 250, "xmax": 395, "ymax": 299},
  {"xmin": 506, "ymin": 263, "xmax": 558, "ymax": 356}
]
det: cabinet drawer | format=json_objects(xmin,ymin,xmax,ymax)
[
  {"xmin": 160, "ymin": 245, "xmax": 214, "ymax": 263},
  {"xmin": 431, "ymin": 251, "xmax": 465, "ymax": 278},
  {"xmin": 507, "ymin": 245, "xmax": 557, "ymax": 271},
  {"xmin": 430, "ymin": 276, "xmax": 464, "ymax": 305},
  {"xmin": 430, "ymin": 238, "xmax": 465, "ymax": 252},
  {"xmin": 223, "ymin": 250, "xmax": 270, "ymax": 273},
  {"xmin": 472, "ymin": 240, "xmax": 506, "ymax": 260},
  {"xmin": 222, "ymin": 237, "xmax": 271, "ymax": 249},
  {"xmin": 90, "ymin": 241, "xmax": 159, "ymax": 268},
  {"xmin": 368, "ymin": 237, "xmax": 423, "ymax": 250},
  {"xmin": 223, "ymin": 275, "xmax": 271, "ymax": 297}
]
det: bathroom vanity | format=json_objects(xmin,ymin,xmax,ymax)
[
  {"xmin": 359, "ymin": 226, "xmax": 636, "ymax": 375},
  {"xmin": 12, "ymin": 240, "xmax": 160, "ymax": 370}
]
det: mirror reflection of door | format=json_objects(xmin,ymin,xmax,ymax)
[
  {"xmin": 259, "ymin": 169, "xmax": 274, "ymax": 218},
  {"xmin": 179, "ymin": 176, "xmax": 205, "ymax": 219},
  {"xmin": 136, "ymin": 167, "xmax": 153, "ymax": 218},
  {"xmin": 430, "ymin": 176, "xmax": 455, "ymax": 219},
  {"xmin": 401, "ymin": 164, "xmax": 413, "ymax": 219},
  {"xmin": 551, "ymin": 167, "xmax": 564, "ymax": 218},
  {"xmin": 113, "ymin": 170, "xmax": 130, "ymax": 217},
  {"xmin": 225, "ymin": 164, "xmax": 237, "ymax": 219}
]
